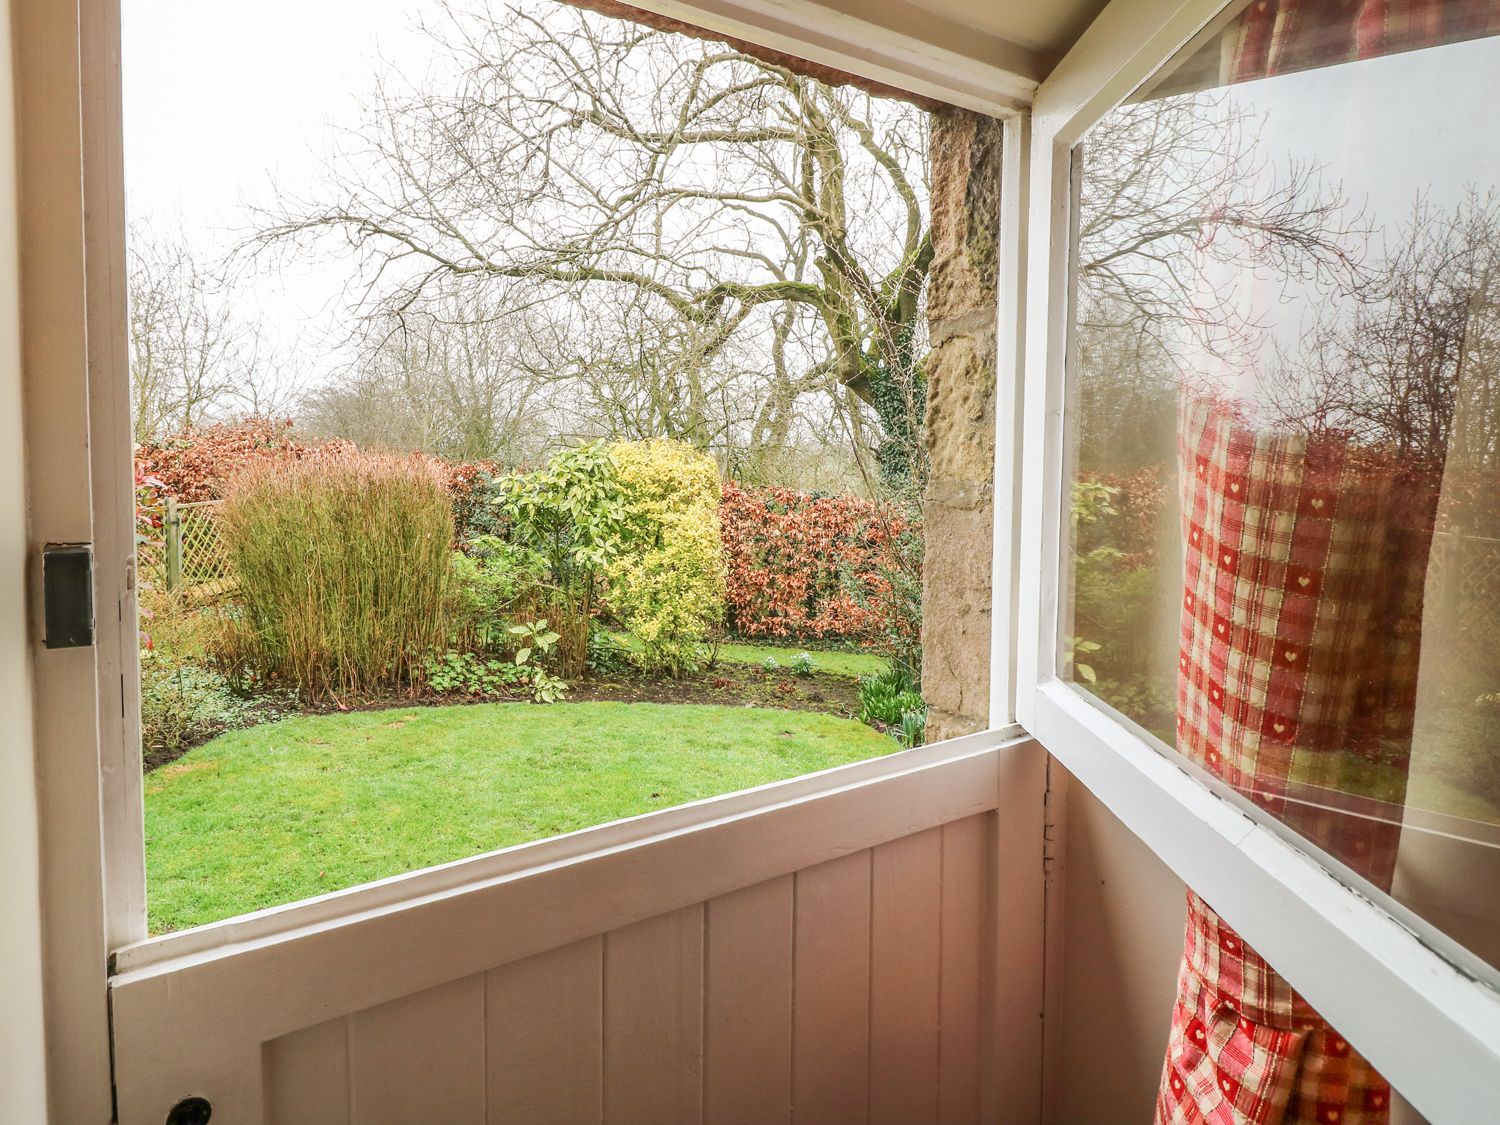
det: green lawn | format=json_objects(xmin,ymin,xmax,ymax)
[
  {"xmin": 714, "ymin": 641, "xmax": 888, "ymax": 678},
  {"xmin": 145, "ymin": 701, "xmax": 896, "ymax": 933}
]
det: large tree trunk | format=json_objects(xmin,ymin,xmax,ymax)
[{"xmin": 921, "ymin": 109, "xmax": 1001, "ymax": 740}]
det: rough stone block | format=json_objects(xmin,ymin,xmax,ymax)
[
  {"xmin": 921, "ymin": 493, "xmax": 995, "ymax": 740},
  {"xmin": 925, "ymin": 335, "xmax": 997, "ymax": 484}
]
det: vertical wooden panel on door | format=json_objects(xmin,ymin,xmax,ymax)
[
  {"xmin": 604, "ymin": 904, "xmax": 706, "ymax": 1124},
  {"xmin": 791, "ymin": 850, "xmax": 873, "ymax": 1123},
  {"xmin": 703, "ymin": 876, "xmax": 795, "ymax": 1124},
  {"xmin": 486, "ymin": 936, "xmax": 603, "ymax": 1125},
  {"xmin": 348, "ymin": 975, "xmax": 485, "ymax": 1125},
  {"xmin": 263, "ymin": 1018, "xmax": 349, "ymax": 1125},
  {"xmin": 870, "ymin": 828, "xmax": 944, "ymax": 1125},
  {"xmin": 938, "ymin": 814, "xmax": 990, "ymax": 1122}
]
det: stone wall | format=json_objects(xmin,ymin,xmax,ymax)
[{"xmin": 922, "ymin": 109, "xmax": 1001, "ymax": 740}]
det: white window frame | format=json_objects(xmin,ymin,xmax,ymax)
[
  {"xmin": 1013, "ymin": 0, "xmax": 1500, "ymax": 1118},
  {"xmin": 45, "ymin": 0, "xmax": 1047, "ymax": 1095}
]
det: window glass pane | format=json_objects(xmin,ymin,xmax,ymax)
[
  {"xmin": 1064, "ymin": 0, "xmax": 1500, "ymax": 971},
  {"xmin": 127, "ymin": 0, "xmax": 994, "ymax": 935}
]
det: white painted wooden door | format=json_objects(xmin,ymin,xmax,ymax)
[{"xmin": 109, "ymin": 731, "xmax": 1043, "ymax": 1125}]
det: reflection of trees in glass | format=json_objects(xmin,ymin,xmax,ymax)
[
  {"xmin": 1267, "ymin": 191, "xmax": 1500, "ymax": 493},
  {"xmin": 1068, "ymin": 92, "xmax": 1361, "ymax": 712},
  {"xmin": 1074, "ymin": 94, "xmax": 1500, "ymax": 820},
  {"xmin": 1075, "ymin": 93, "xmax": 1360, "ymax": 394},
  {"xmin": 1260, "ymin": 190, "xmax": 1500, "ymax": 817}
]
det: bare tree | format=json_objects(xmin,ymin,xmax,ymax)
[
  {"xmin": 300, "ymin": 286, "xmax": 551, "ymax": 462},
  {"xmin": 256, "ymin": 0, "xmax": 931, "ymax": 484},
  {"xmin": 501, "ymin": 283, "xmax": 850, "ymax": 482},
  {"xmin": 1266, "ymin": 190, "xmax": 1500, "ymax": 471},
  {"xmin": 1076, "ymin": 92, "xmax": 1362, "ymax": 375},
  {"xmin": 129, "ymin": 222, "xmax": 296, "ymax": 442}
]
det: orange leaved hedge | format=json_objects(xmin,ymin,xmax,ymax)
[
  {"xmin": 719, "ymin": 481, "xmax": 916, "ymax": 646},
  {"xmin": 135, "ymin": 418, "xmax": 502, "ymax": 547}
]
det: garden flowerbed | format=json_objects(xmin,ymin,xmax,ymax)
[
  {"xmin": 561, "ymin": 663, "xmax": 865, "ymax": 711},
  {"xmin": 145, "ymin": 701, "xmax": 896, "ymax": 933}
]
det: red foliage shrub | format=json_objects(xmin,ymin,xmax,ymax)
[
  {"xmin": 136, "ymin": 418, "xmax": 501, "ymax": 548},
  {"xmin": 1077, "ymin": 465, "xmax": 1166, "ymax": 563},
  {"xmin": 719, "ymin": 482, "xmax": 916, "ymax": 646},
  {"xmin": 136, "ymin": 417, "xmax": 339, "ymax": 504}
]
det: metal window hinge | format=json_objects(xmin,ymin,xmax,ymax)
[{"xmin": 1041, "ymin": 760, "xmax": 1060, "ymax": 874}]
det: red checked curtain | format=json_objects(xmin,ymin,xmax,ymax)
[
  {"xmin": 1222, "ymin": 0, "xmax": 1500, "ymax": 82},
  {"xmin": 1156, "ymin": 4, "xmax": 1500, "ymax": 1123},
  {"xmin": 1157, "ymin": 398, "xmax": 1438, "ymax": 1125}
]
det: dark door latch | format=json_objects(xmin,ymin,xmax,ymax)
[
  {"xmin": 42, "ymin": 543, "xmax": 93, "ymax": 649},
  {"xmin": 165, "ymin": 1095, "xmax": 212, "ymax": 1125}
]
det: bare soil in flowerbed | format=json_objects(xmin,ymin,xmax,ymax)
[
  {"xmin": 144, "ymin": 663, "xmax": 865, "ymax": 774},
  {"xmin": 317, "ymin": 664, "xmax": 864, "ymax": 718},
  {"xmin": 567, "ymin": 665, "xmax": 863, "ymax": 711}
]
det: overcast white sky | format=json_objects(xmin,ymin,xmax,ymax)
[
  {"xmin": 123, "ymin": 2, "xmax": 1500, "ymax": 411},
  {"xmin": 120, "ymin": 0, "xmax": 449, "ymax": 231},
  {"xmin": 121, "ymin": 0, "xmax": 451, "ymax": 386}
]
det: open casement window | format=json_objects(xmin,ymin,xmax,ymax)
[{"xmin": 1020, "ymin": 0, "xmax": 1500, "ymax": 1119}]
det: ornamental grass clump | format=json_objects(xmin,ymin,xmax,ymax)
[{"xmin": 217, "ymin": 452, "xmax": 452, "ymax": 698}]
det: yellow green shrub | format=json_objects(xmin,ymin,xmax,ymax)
[{"xmin": 607, "ymin": 439, "xmax": 726, "ymax": 675}]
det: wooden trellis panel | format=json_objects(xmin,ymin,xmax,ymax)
[{"xmin": 164, "ymin": 498, "xmax": 234, "ymax": 594}]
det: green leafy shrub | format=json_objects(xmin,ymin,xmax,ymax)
[
  {"xmin": 1066, "ymin": 636, "xmax": 1103, "ymax": 684},
  {"xmin": 445, "ymin": 553, "xmax": 507, "ymax": 652},
  {"xmin": 526, "ymin": 668, "xmax": 569, "ymax": 704},
  {"xmin": 421, "ymin": 647, "xmax": 568, "ymax": 704},
  {"xmin": 897, "ymin": 707, "xmax": 927, "ymax": 749},
  {"xmin": 1093, "ymin": 676, "xmax": 1177, "ymax": 743},
  {"xmin": 606, "ymin": 439, "xmax": 727, "ymax": 677},
  {"xmin": 507, "ymin": 618, "xmax": 561, "ymax": 667},
  {"xmin": 857, "ymin": 666, "xmax": 925, "ymax": 726},
  {"xmin": 510, "ymin": 616, "xmax": 570, "ymax": 700},
  {"xmin": 217, "ymin": 452, "xmax": 453, "ymax": 698},
  {"xmin": 586, "ymin": 629, "xmax": 631, "ymax": 676},
  {"xmin": 494, "ymin": 443, "xmax": 631, "ymax": 676},
  {"xmin": 1070, "ymin": 474, "xmax": 1163, "ymax": 687},
  {"xmin": 423, "ymin": 651, "xmax": 527, "ymax": 697},
  {"xmin": 445, "ymin": 546, "xmax": 549, "ymax": 652}
]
